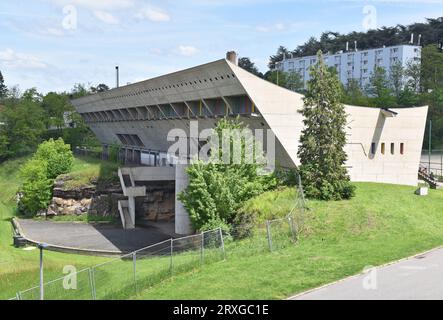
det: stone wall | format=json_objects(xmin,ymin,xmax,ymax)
[
  {"xmin": 135, "ymin": 181, "xmax": 175, "ymax": 222},
  {"xmin": 45, "ymin": 175, "xmax": 124, "ymax": 218}
]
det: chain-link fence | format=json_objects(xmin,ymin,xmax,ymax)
[{"xmin": 16, "ymin": 228, "xmax": 224, "ymax": 300}]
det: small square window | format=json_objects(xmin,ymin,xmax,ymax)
[
  {"xmin": 371, "ymin": 143, "xmax": 376, "ymax": 155},
  {"xmin": 391, "ymin": 143, "xmax": 395, "ymax": 155},
  {"xmin": 400, "ymin": 143, "xmax": 404, "ymax": 155},
  {"xmin": 381, "ymin": 143, "xmax": 385, "ymax": 155}
]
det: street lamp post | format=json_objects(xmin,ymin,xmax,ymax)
[{"xmin": 38, "ymin": 243, "xmax": 49, "ymax": 300}]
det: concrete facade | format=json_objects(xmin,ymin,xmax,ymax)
[
  {"xmin": 72, "ymin": 55, "xmax": 428, "ymax": 234},
  {"xmin": 277, "ymin": 44, "xmax": 421, "ymax": 89}
]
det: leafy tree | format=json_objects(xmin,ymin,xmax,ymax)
[
  {"xmin": 0, "ymin": 70, "xmax": 7, "ymax": 99},
  {"xmin": 42, "ymin": 92, "xmax": 72, "ymax": 129},
  {"xmin": 421, "ymin": 44, "xmax": 443, "ymax": 91},
  {"xmin": 0, "ymin": 90, "xmax": 46, "ymax": 159},
  {"xmin": 264, "ymin": 70, "xmax": 288, "ymax": 88},
  {"xmin": 34, "ymin": 138, "xmax": 74, "ymax": 179},
  {"xmin": 286, "ymin": 71, "xmax": 304, "ymax": 92},
  {"xmin": 298, "ymin": 51, "xmax": 355, "ymax": 200},
  {"xmin": 389, "ymin": 61, "xmax": 405, "ymax": 98},
  {"xmin": 366, "ymin": 67, "xmax": 397, "ymax": 107},
  {"xmin": 91, "ymin": 83, "xmax": 110, "ymax": 93},
  {"xmin": 343, "ymin": 79, "xmax": 369, "ymax": 106},
  {"xmin": 70, "ymin": 83, "xmax": 90, "ymax": 99},
  {"xmin": 19, "ymin": 159, "xmax": 53, "ymax": 215},
  {"xmin": 405, "ymin": 59, "xmax": 421, "ymax": 92},
  {"xmin": 238, "ymin": 57, "xmax": 263, "ymax": 78},
  {"xmin": 268, "ymin": 46, "xmax": 291, "ymax": 69},
  {"xmin": 179, "ymin": 118, "xmax": 276, "ymax": 232}
]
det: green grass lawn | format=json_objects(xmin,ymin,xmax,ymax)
[
  {"xmin": 133, "ymin": 183, "xmax": 443, "ymax": 300},
  {"xmin": 3, "ymin": 155, "xmax": 443, "ymax": 300},
  {"xmin": 0, "ymin": 157, "xmax": 111, "ymax": 300}
]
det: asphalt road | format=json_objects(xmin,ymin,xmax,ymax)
[
  {"xmin": 291, "ymin": 247, "xmax": 443, "ymax": 300},
  {"xmin": 18, "ymin": 219, "xmax": 171, "ymax": 253}
]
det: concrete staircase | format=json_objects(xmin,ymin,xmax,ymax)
[{"xmin": 418, "ymin": 166, "xmax": 443, "ymax": 190}]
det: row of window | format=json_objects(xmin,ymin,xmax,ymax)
[
  {"xmin": 75, "ymin": 73, "xmax": 237, "ymax": 108},
  {"xmin": 81, "ymin": 95, "xmax": 257, "ymax": 123},
  {"xmin": 370, "ymin": 142, "xmax": 405, "ymax": 155}
]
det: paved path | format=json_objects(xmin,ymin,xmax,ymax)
[
  {"xmin": 291, "ymin": 247, "xmax": 443, "ymax": 300},
  {"xmin": 18, "ymin": 219, "xmax": 171, "ymax": 254}
]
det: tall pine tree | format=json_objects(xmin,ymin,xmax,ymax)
[
  {"xmin": 297, "ymin": 51, "xmax": 355, "ymax": 200},
  {"xmin": 0, "ymin": 70, "xmax": 7, "ymax": 99}
]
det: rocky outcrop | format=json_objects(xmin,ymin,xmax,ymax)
[
  {"xmin": 136, "ymin": 182, "xmax": 175, "ymax": 222},
  {"xmin": 43, "ymin": 175, "xmax": 124, "ymax": 218}
]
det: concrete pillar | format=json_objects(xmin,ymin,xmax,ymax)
[
  {"xmin": 128, "ymin": 196, "xmax": 136, "ymax": 228},
  {"xmin": 175, "ymin": 164, "xmax": 193, "ymax": 235}
]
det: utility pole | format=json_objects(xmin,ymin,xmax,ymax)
[
  {"xmin": 116, "ymin": 66, "xmax": 120, "ymax": 88},
  {"xmin": 429, "ymin": 119, "xmax": 432, "ymax": 172}
]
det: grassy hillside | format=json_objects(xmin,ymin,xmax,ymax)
[
  {"xmin": 0, "ymin": 157, "xmax": 111, "ymax": 300},
  {"xmin": 2, "ymin": 156, "xmax": 443, "ymax": 300},
  {"xmin": 135, "ymin": 183, "xmax": 443, "ymax": 300}
]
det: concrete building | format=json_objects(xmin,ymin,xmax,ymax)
[
  {"xmin": 277, "ymin": 44, "xmax": 421, "ymax": 89},
  {"xmin": 71, "ymin": 52, "xmax": 428, "ymax": 235}
]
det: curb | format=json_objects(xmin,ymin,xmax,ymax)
[
  {"xmin": 286, "ymin": 244, "xmax": 443, "ymax": 300},
  {"xmin": 12, "ymin": 218, "xmax": 124, "ymax": 257}
]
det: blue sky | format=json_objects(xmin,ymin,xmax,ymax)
[{"xmin": 1, "ymin": 0, "xmax": 443, "ymax": 93}]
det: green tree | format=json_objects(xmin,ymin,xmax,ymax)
[
  {"xmin": 366, "ymin": 67, "xmax": 397, "ymax": 107},
  {"xmin": 0, "ymin": 70, "xmax": 7, "ymax": 99},
  {"xmin": 421, "ymin": 44, "xmax": 443, "ymax": 92},
  {"xmin": 179, "ymin": 118, "xmax": 276, "ymax": 232},
  {"xmin": 298, "ymin": 51, "xmax": 355, "ymax": 200},
  {"xmin": 265, "ymin": 70, "xmax": 288, "ymax": 88},
  {"xmin": 90, "ymin": 83, "xmax": 110, "ymax": 93},
  {"xmin": 238, "ymin": 57, "xmax": 263, "ymax": 78},
  {"xmin": 389, "ymin": 61, "xmax": 405, "ymax": 98},
  {"xmin": 42, "ymin": 92, "xmax": 72, "ymax": 129},
  {"xmin": 19, "ymin": 159, "xmax": 53, "ymax": 215},
  {"xmin": 286, "ymin": 71, "xmax": 304, "ymax": 92},
  {"xmin": 34, "ymin": 138, "xmax": 74, "ymax": 179},
  {"xmin": 343, "ymin": 78, "xmax": 369, "ymax": 106},
  {"xmin": 0, "ymin": 90, "xmax": 46, "ymax": 159},
  {"xmin": 404, "ymin": 59, "xmax": 421, "ymax": 92}
]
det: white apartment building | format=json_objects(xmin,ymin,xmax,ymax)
[{"xmin": 277, "ymin": 45, "xmax": 421, "ymax": 89}]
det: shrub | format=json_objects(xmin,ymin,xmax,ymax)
[
  {"xmin": 179, "ymin": 118, "xmax": 277, "ymax": 232},
  {"xmin": 34, "ymin": 138, "xmax": 74, "ymax": 179},
  {"xmin": 19, "ymin": 159, "xmax": 53, "ymax": 215}
]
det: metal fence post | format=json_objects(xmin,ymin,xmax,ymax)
[
  {"xmin": 266, "ymin": 221, "xmax": 273, "ymax": 252},
  {"xmin": 219, "ymin": 228, "xmax": 226, "ymax": 261},
  {"xmin": 169, "ymin": 238, "xmax": 173, "ymax": 275},
  {"xmin": 200, "ymin": 232, "xmax": 204, "ymax": 265},
  {"xmin": 90, "ymin": 267, "xmax": 96, "ymax": 300},
  {"xmin": 133, "ymin": 252, "xmax": 137, "ymax": 295},
  {"xmin": 288, "ymin": 216, "xmax": 296, "ymax": 242}
]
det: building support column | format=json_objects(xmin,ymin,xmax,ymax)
[
  {"xmin": 128, "ymin": 195, "xmax": 136, "ymax": 228},
  {"xmin": 175, "ymin": 164, "xmax": 193, "ymax": 235}
]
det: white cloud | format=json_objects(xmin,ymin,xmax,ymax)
[
  {"xmin": 135, "ymin": 7, "xmax": 171, "ymax": 22},
  {"xmin": 0, "ymin": 48, "xmax": 47, "ymax": 69},
  {"xmin": 93, "ymin": 11, "xmax": 119, "ymax": 24},
  {"xmin": 177, "ymin": 45, "xmax": 199, "ymax": 56},
  {"xmin": 256, "ymin": 22, "xmax": 286, "ymax": 33},
  {"xmin": 51, "ymin": 0, "xmax": 134, "ymax": 10}
]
